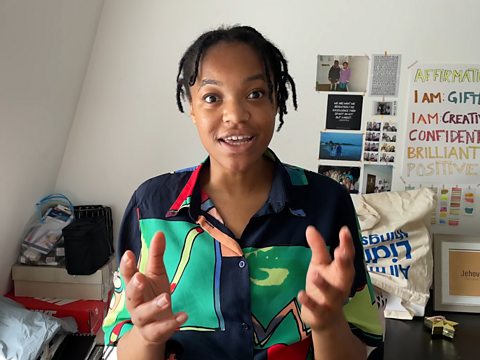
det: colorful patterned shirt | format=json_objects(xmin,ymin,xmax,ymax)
[{"xmin": 102, "ymin": 149, "xmax": 383, "ymax": 359}]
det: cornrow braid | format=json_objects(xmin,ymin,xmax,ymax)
[{"xmin": 175, "ymin": 25, "xmax": 297, "ymax": 131}]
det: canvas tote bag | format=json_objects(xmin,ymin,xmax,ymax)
[{"xmin": 351, "ymin": 188, "xmax": 436, "ymax": 319}]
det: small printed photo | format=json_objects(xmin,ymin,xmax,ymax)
[
  {"xmin": 319, "ymin": 132, "xmax": 363, "ymax": 161},
  {"xmin": 366, "ymin": 121, "xmax": 381, "ymax": 131},
  {"xmin": 382, "ymin": 122, "xmax": 397, "ymax": 132},
  {"xmin": 381, "ymin": 132, "xmax": 397, "ymax": 142},
  {"xmin": 362, "ymin": 165, "xmax": 393, "ymax": 194},
  {"xmin": 372, "ymin": 100, "xmax": 397, "ymax": 116},
  {"xmin": 380, "ymin": 143, "xmax": 396, "ymax": 153},
  {"xmin": 365, "ymin": 131, "xmax": 380, "ymax": 142},
  {"xmin": 364, "ymin": 142, "xmax": 379, "ymax": 152},
  {"xmin": 364, "ymin": 152, "xmax": 378, "ymax": 162},
  {"xmin": 380, "ymin": 153, "xmax": 395, "ymax": 163},
  {"xmin": 316, "ymin": 55, "xmax": 369, "ymax": 92},
  {"xmin": 318, "ymin": 165, "xmax": 361, "ymax": 194}
]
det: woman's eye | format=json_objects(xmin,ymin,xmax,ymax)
[
  {"xmin": 248, "ymin": 90, "xmax": 264, "ymax": 99},
  {"xmin": 203, "ymin": 94, "xmax": 219, "ymax": 104}
]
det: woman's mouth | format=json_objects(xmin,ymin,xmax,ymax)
[{"xmin": 220, "ymin": 135, "xmax": 254, "ymax": 145}]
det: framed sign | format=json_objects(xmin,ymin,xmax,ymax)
[{"xmin": 434, "ymin": 234, "xmax": 480, "ymax": 313}]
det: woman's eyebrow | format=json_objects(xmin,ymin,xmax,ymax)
[
  {"xmin": 200, "ymin": 79, "xmax": 222, "ymax": 87},
  {"xmin": 199, "ymin": 74, "xmax": 265, "ymax": 88}
]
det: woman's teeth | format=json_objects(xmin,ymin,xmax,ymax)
[{"xmin": 222, "ymin": 135, "xmax": 252, "ymax": 145}]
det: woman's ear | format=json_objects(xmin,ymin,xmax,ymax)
[{"xmin": 190, "ymin": 103, "xmax": 196, "ymax": 124}]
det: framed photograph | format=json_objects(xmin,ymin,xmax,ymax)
[{"xmin": 434, "ymin": 234, "xmax": 480, "ymax": 313}]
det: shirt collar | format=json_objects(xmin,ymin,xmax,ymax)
[
  {"xmin": 165, "ymin": 163, "xmax": 205, "ymax": 218},
  {"xmin": 263, "ymin": 149, "xmax": 308, "ymax": 217},
  {"xmin": 165, "ymin": 148, "xmax": 308, "ymax": 219}
]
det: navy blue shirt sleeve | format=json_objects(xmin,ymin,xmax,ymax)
[{"xmin": 116, "ymin": 192, "xmax": 141, "ymax": 263}]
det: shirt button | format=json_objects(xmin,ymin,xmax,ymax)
[
  {"xmin": 238, "ymin": 260, "xmax": 246, "ymax": 268},
  {"xmin": 241, "ymin": 322, "xmax": 250, "ymax": 331}
]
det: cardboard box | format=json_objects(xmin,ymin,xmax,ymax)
[
  {"xmin": 5, "ymin": 292, "xmax": 108, "ymax": 334},
  {"xmin": 12, "ymin": 257, "xmax": 114, "ymax": 301}
]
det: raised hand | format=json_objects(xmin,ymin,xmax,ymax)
[
  {"xmin": 298, "ymin": 226, "xmax": 355, "ymax": 332},
  {"xmin": 120, "ymin": 231, "xmax": 188, "ymax": 345}
]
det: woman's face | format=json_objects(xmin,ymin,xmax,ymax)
[{"xmin": 189, "ymin": 41, "xmax": 276, "ymax": 174}]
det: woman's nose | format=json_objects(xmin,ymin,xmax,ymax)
[{"xmin": 223, "ymin": 98, "xmax": 249, "ymax": 123}]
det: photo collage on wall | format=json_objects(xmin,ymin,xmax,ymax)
[{"xmin": 315, "ymin": 53, "xmax": 401, "ymax": 194}]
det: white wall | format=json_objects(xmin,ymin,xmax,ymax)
[
  {"xmin": 55, "ymin": 0, "xmax": 480, "ymax": 246},
  {"xmin": 0, "ymin": 0, "xmax": 104, "ymax": 294}
]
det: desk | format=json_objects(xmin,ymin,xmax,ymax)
[
  {"xmin": 93, "ymin": 303, "xmax": 479, "ymax": 359},
  {"xmin": 384, "ymin": 312, "xmax": 480, "ymax": 360}
]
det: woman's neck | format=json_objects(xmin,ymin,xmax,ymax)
[
  {"xmin": 199, "ymin": 155, "xmax": 275, "ymax": 239},
  {"xmin": 201, "ymin": 156, "xmax": 274, "ymax": 197}
]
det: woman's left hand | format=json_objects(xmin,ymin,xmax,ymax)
[{"xmin": 298, "ymin": 225, "xmax": 355, "ymax": 332}]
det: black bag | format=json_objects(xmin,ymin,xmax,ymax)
[{"xmin": 62, "ymin": 205, "xmax": 114, "ymax": 275}]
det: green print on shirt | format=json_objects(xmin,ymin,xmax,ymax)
[
  {"xmin": 139, "ymin": 219, "xmax": 316, "ymax": 345},
  {"xmin": 139, "ymin": 219, "xmax": 223, "ymax": 331},
  {"xmin": 244, "ymin": 246, "xmax": 312, "ymax": 348}
]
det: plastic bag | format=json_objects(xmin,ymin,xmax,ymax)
[
  {"xmin": 18, "ymin": 194, "xmax": 74, "ymax": 266},
  {"xmin": 351, "ymin": 188, "xmax": 436, "ymax": 319}
]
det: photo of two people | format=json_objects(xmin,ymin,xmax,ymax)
[
  {"xmin": 319, "ymin": 132, "xmax": 363, "ymax": 161},
  {"xmin": 327, "ymin": 60, "xmax": 350, "ymax": 91},
  {"xmin": 316, "ymin": 55, "xmax": 369, "ymax": 93}
]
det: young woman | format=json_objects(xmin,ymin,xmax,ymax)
[
  {"xmin": 103, "ymin": 25, "xmax": 383, "ymax": 360},
  {"xmin": 338, "ymin": 61, "xmax": 351, "ymax": 91}
]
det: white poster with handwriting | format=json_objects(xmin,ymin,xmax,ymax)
[{"xmin": 402, "ymin": 64, "xmax": 480, "ymax": 183}]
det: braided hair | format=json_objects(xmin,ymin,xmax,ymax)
[{"xmin": 176, "ymin": 25, "xmax": 297, "ymax": 131}]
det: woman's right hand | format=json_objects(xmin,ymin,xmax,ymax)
[{"xmin": 120, "ymin": 231, "xmax": 188, "ymax": 345}]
